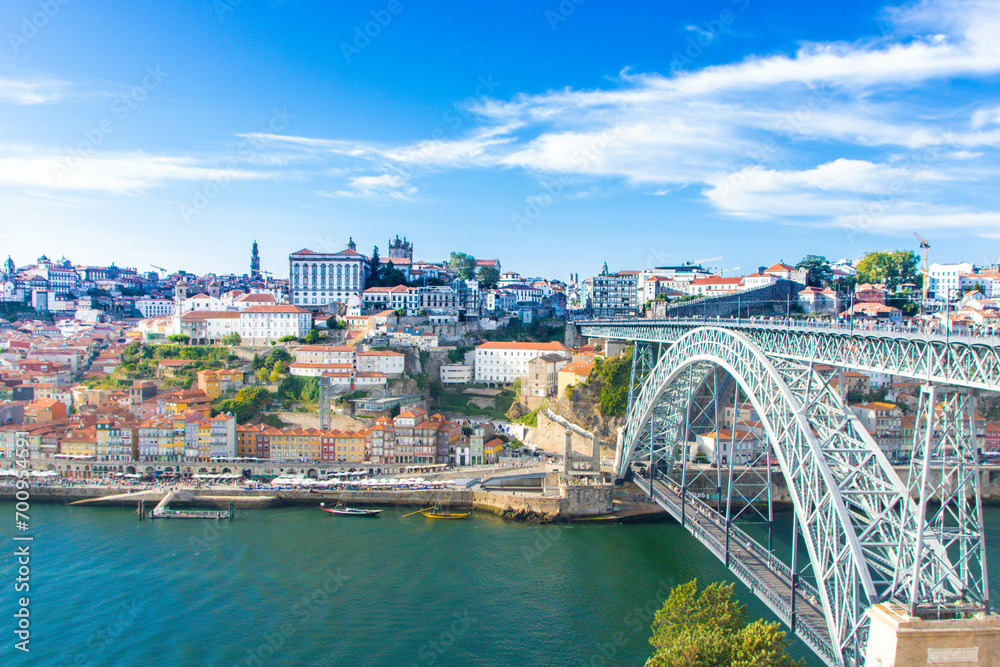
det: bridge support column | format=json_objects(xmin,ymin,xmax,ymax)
[
  {"xmin": 900, "ymin": 384, "xmax": 989, "ymax": 615},
  {"xmin": 864, "ymin": 604, "xmax": 1000, "ymax": 667}
]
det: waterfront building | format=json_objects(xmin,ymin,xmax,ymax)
[
  {"xmin": 850, "ymin": 401, "xmax": 905, "ymax": 463},
  {"xmin": 95, "ymin": 416, "xmax": 138, "ymax": 462}
]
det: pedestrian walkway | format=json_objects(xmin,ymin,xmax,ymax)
[{"xmin": 634, "ymin": 474, "xmax": 837, "ymax": 666}]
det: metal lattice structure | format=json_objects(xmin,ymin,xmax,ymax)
[
  {"xmin": 581, "ymin": 318, "xmax": 1000, "ymax": 391},
  {"xmin": 586, "ymin": 322, "xmax": 995, "ymax": 667}
]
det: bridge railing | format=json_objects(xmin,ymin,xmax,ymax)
[
  {"xmin": 580, "ymin": 316, "xmax": 1000, "ymax": 345},
  {"xmin": 651, "ymin": 476, "xmax": 837, "ymax": 664}
]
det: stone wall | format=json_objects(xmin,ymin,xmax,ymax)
[{"xmin": 560, "ymin": 484, "xmax": 614, "ymax": 515}]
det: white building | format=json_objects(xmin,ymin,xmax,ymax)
[
  {"xmin": 176, "ymin": 311, "xmax": 241, "ymax": 344},
  {"xmin": 929, "ymin": 262, "xmax": 974, "ymax": 300},
  {"xmin": 441, "ymin": 364, "xmax": 474, "ymax": 384},
  {"xmin": 474, "ymin": 341, "xmax": 571, "ymax": 384},
  {"xmin": 294, "ymin": 345, "xmax": 356, "ymax": 364},
  {"xmin": 239, "ymin": 305, "xmax": 312, "ymax": 344},
  {"xmin": 137, "ymin": 299, "xmax": 175, "ymax": 319},
  {"xmin": 289, "ymin": 239, "xmax": 368, "ymax": 308},
  {"xmin": 356, "ymin": 350, "xmax": 405, "ymax": 375}
]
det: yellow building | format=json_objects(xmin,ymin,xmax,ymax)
[
  {"xmin": 61, "ymin": 427, "xmax": 97, "ymax": 458},
  {"xmin": 557, "ymin": 361, "xmax": 594, "ymax": 398},
  {"xmin": 196, "ymin": 369, "xmax": 244, "ymax": 400},
  {"xmin": 326, "ymin": 430, "xmax": 367, "ymax": 463}
]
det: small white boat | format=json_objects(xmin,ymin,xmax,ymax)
[{"xmin": 319, "ymin": 502, "xmax": 382, "ymax": 517}]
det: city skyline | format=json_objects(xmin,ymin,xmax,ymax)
[{"xmin": 1, "ymin": 0, "xmax": 999, "ymax": 278}]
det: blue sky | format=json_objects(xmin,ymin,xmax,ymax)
[{"xmin": 0, "ymin": 0, "xmax": 998, "ymax": 280}]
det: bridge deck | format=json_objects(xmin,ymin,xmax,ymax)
[{"xmin": 634, "ymin": 474, "xmax": 838, "ymax": 666}]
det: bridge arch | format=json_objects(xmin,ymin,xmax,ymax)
[{"xmin": 621, "ymin": 326, "xmax": 959, "ymax": 664}]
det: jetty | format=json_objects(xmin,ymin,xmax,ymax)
[{"xmin": 143, "ymin": 489, "xmax": 233, "ymax": 521}]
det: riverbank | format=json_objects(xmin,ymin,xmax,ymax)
[{"xmin": 0, "ymin": 482, "xmax": 644, "ymax": 522}]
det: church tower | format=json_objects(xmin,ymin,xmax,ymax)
[{"xmin": 250, "ymin": 240, "xmax": 261, "ymax": 279}]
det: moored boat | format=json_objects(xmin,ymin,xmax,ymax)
[
  {"xmin": 419, "ymin": 503, "xmax": 470, "ymax": 520},
  {"xmin": 320, "ymin": 502, "xmax": 382, "ymax": 517}
]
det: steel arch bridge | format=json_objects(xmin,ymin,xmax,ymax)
[{"xmin": 576, "ymin": 319, "xmax": 997, "ymax": 667}]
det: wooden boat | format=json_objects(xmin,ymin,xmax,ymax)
[
  {"xmin": 419, "ymin": 504, "xmax": 470, "ymax": 520},
  {"xmin": 320, "ymin": 502, "xmax": 382, "ymax": 517}
]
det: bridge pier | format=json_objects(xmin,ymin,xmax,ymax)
[{"xmin": 864, "ymin": 604, "xmax": 1000, "ymax": 666}]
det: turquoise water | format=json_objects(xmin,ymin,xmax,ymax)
[{"xmin": 4, "ymin": 504, "xmax": 1000, "ymax": 666}]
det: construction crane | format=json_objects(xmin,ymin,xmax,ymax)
[
  {"xmin": 150, "ymin": 264, "xmax": 167, "ymax": 276},
  {"xmin": 914, "ymin": 232, "xmax": 930, "ymax": 311}
]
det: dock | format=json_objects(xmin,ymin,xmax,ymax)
[{"xmin": 145, "ymin": 490, "xmax": 233, "ymax": 521}]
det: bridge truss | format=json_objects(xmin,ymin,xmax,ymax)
[{"xmin": 594, "ymin": 324, "xmax": 991, "ymax": 667}]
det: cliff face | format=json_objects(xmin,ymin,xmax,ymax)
[{"xmin": 551, "ymin": 376, "xmax": 624, "ymax": 442}]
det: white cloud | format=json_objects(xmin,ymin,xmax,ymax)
[
  {"xmin": 192, "ymin": 1, "xmax": 1000, "ymax": 237},
  {"xmin": 0, "ymin": 77, "xmax": 68, "ymax": 105},
  {"xmin": 0, "ymin": 147, "xmax": 271, "ymax": 192},
  {"xmin": 320, "ymin": 174, "xmax": 416, "ymax": 200}
]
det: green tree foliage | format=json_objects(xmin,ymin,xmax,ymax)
[
  {"xmin": 255, "ymin": 367, "xmax": 270, "ymax": 383},
  {"xmin": 220, "ymin": 333, "xmax": 242, "ymax": 345},
  {"xmin": 477, "ymin": 265, "xmax": 500, "ymax": 289},
  {"xmin": 215, "ymin": 387, "xmax": 272, "ymax": 423},
  {"xmin": 448, "ymin": 346, "xmax": 474, "ymax": 364},
  {"xmin": 267, "ymin": 348, "xmax": 293, "ymax": 365},
  {"xmin": 251, "ymin": 353, "xmax": 264, "ymax": 371},
  {"xmin": 369, "ymin": 245, "xmax": 382, "ymax": 285},
  {"xmin": 380, "ymin": 260, "xmax": 408, "ymax": 287},
  {"xmin": 856, "ymin": 250, "xmax": 919, "ymax": 289},
  {"xmin": 303, "ymin": 329, "xmax": 319, "ymax": 343},
  {"xmin": 597, "ymin": 346, "xmax": 633, "ymax": 417},
  {"xmin": 268, "ymin": 361, "xmax": 283, "ymax": 383},
  {"xmin": 646, "ymin": 579, "xmax": 802, "ymax": 667},
  {"xmin": 276, "ymin": 375, "xmax": 320, "ymax": 403},
  {"xmin": 449, "ymin": 251, "xmax": 477, "ymax": 280},
  {"xmin": 795, "ymin": 255, "xmax": 833, "ymax": 287},
  {"xmin": 168, "ymin": 334, "xmax": 190, "ymax": 344},
  {"xmin": 278, "ymin": 335, "xmax": 297, "ymax": 342}
]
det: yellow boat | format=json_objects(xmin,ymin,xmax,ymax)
[{"xmin": 420, "ymin": 504, "xmax": 470, "ymax": 520}]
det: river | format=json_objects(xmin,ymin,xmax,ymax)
[{"xmin": 4, "ymin": 503, "xmax": 1000, "ymax": 666}]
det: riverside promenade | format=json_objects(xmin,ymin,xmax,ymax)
[{"xmin": 0, "ymin": 480, "xmax": 624, "ymax": 521}]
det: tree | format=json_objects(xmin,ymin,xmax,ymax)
[
  {"xmin": 255, "ymin": 367, "xmax": 270, "ymax": 384},
  {"xmin": 856, "ymin": 250, "xmax": 919, "ymax": 290},
  {"xmin": 268, "ymin": 361, "xmax": 283, "ymax": 383},
  {"xmin": 303, "ymin": 329, "xmax": 319, "ymax": 343},
  {"xmin": 380, "ymin": 260, "xmax": 407, "ymax": 287},
  {"xmin": 795, "ymin": 255, "xmax": 833, "ymax": 288},
  {"xmin": 278, "ymin": 335, "xmax": 297, "ymax": 342},
  {"xmin": 168, "ymin": 334, "xmax": 190, "ymax": 344},
  {"xmin": 646, "ymin": 579, "xmax": 802, "ymax": 667},
  {"xmin": 369, "ymin": 245, "xmax": 382, "ymax": 286},
  {"xmin": 477, "ymin": 265, "xmax": 500, "ymax": 289},
  {"xmin": 221, "ymin": 333, "xmax": 241, "ymax": 345},
  {"xmin": 449, "ymin": 252, "xmax": 477, "ymax": 280},
  {"xmin": 266, "ymin": 347, "xmax": 293, "ymax": 366}
]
